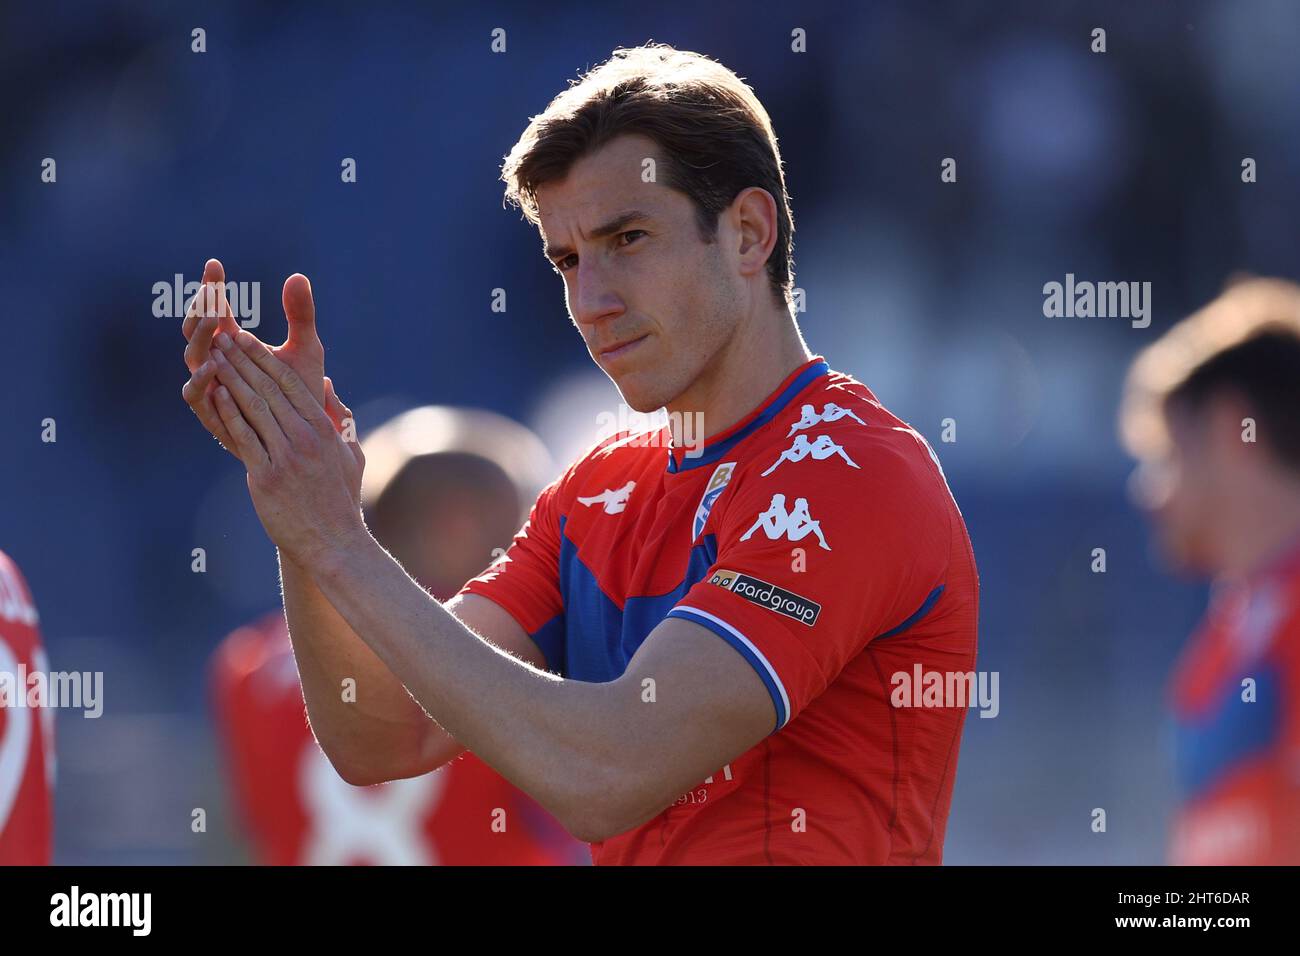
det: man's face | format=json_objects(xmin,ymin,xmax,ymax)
[
  {"xmin": 1133, "ymin": 400, "xmax": 1228, "ymax": 575},
  {"xmin": 535, "ymin": 133, "xmax": 741, "ymax": 413}
]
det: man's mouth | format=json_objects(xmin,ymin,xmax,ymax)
[{"xmin": 599, "ymin": 334, "xmax": 650, "ymax": 361}]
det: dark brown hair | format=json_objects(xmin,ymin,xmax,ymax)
[
  {"xmin": 501, "ymin": 42, "xmax": 795, "ymax": 307},
  {"xmin": 1120, "ymin": 277, "xmax": 1300, "ymax": 471}
]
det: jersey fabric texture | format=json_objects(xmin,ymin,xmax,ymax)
[
  {"xmin": 1168, "ymin": 536, "xmax": 1300, "ymax": 864},
  {"xmin": 210, "ymin": 612, "xmax": 587, "ymax": 866},
  {"xmin": 459, "ymin": 356, "xmax": 980, "ymax": 865},
  {"xmin": 0, "ymin": 550, "xmax": 53, "ymax": 865}
]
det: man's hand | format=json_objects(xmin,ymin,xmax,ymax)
[
  {"xmin": 181, "ymin": 259, "xmax": 332, "ymax": 456},
  {"xmin": 208, "ymin": 329, "xmax": 367, "ymax": 562},
  {"xmin": 179, "ymin": 263, "xmax": 457, "ymax": 789}
]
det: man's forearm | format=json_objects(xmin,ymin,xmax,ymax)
[
  {"xmin": 279, "ymin": 550, "xmax": 464, "ymax": 782},
  {"xmin": 309, "ymin": 528, "xmax": 635, "ymax": 837}
]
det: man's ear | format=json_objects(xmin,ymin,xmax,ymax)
[{"xmin": 731, "ymin": 186, "xmax": 778, "ymax": 282}]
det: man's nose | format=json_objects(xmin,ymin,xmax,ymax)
[{"xmin": 571, "ymin": 257, "xmax": 624, "ymax": 328}]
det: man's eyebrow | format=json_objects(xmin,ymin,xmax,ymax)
[{"xmin": 543, "ymin": 210, "xmax": 652, "ymax": 262}]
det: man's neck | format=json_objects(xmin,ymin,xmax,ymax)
[
  {"xmin": 1217, "ymin": 475, "xmax": 1300, "ymax": 580},
  {"xmin": 666, "ymin": 304, "xmax": 812, "ymax": 448}
]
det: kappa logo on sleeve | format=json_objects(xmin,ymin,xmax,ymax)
[
  {"xmin": 761, "ymin": 434, "xmax": 860, "ymax": 476},
  {"xmin": 740, "ymin": 494, "xmax": 831, "ymax": 550},
  {"xmin": 708, "ymin": 568, "xmax": 822, "ymax": 626},
  {"xmin": 786, "ymin": 402, "xmax": 866, "ymax": 437}
]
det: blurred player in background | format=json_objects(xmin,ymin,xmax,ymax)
[
  {"xmin": 210, "ymin": 406, "xmax": 587, "ymax": 865},
  {"xmin": 1121, "ymin": 277, "xmax": 1300, "ymax": 864},
  {"xmin": 0, "ymin": 549, "xmax": 54, "ymax": 865}
]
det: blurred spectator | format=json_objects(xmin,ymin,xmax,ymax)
[
  {"xmin": 0, "ymin": 549, "xmax": 54, "ymax": 865},
  {"xmin": 209, "ymin": 406, "xmax": 588, "ymax": 864},
  {"xmin": 1121, "ymin": 277, "xmax": 1300, "ymax": 864}
]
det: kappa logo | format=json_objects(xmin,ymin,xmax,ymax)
[
  {"xmin": 577, "ymin": 481, "xmax": 635, "ymax": 515},
  {"xmin": 787, "ymin": 402, "xmax": 866, "ymax": 437},
  {"xmin": 693, "ymin": 461, "xmax": 736, "ymax": 541},
  {"xmin": 708, "ymin": 568, "xmax": 822, "ymax": 626},
  {"xmin": 761, "ymin": 434, "xmax": 860, "ymax": 476},
  {"xmin": 740, "ymin": 493, "xmax": 831, "ymax": 550}
]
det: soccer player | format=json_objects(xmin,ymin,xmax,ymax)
[
  {"xmin": 209, "ymin": 406, "xmax": 586, "ymax": 865},
  {"xmin": 0, "ymin": 549, "xmax": 53, "ymax": 865},
  {"xmin": 181, "ymin": 43, "xmax": 979, "ymax": 864},
  {"xmin": 1120, "ymin": 277, "xmax": 1300, "ymax": 864}
]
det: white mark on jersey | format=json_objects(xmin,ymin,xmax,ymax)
[
  {"xmin": 787, "ymin": 402, "xmax": 866, "ymax": 437},
  {"xmin": 740, "ymin": 493, "xmax": 831, "ymax": 551},
  {"xmin": 761, "ymin": 434, "xmax": 860, "ymax": 476},
  {"xmin": 299, "ymin": 743, "xmax": 448, "ymax": 865},
  {"xmin": 0, "ymin": 637, "xmax": 32, "ymax": 835},
  {"xmin": 577, "ymin": 481, "xmax": 635, "ymax": 515},
  {"xmin": 703, "ymin": 763, "xmax": 734, "ymax": 785},
  {"xmin": 0, "ymin": 562, "xmax": 39, "ymax": 626},
  {"xmin": 693, "ymin": 462, "xmax": 736, "ymax": 541}
]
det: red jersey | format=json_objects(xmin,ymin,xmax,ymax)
[
  {"xmin": 0, "ymin": 550, "xmax": 54, "ymax": 865},
  {"xmin": 210, "ymin": 613, "xmax": 586, "ymax": 865},
  {"xmin": 460, "ymin": 356, "xmax": 980, "ymax": 864},
  {"xmin": 1168, "ymin": 536, "xmax": 1300, "ymax": 864}
]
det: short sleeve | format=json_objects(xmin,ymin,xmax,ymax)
[
  {"xmin": 667, "ymin": 428, "xmax": 952, "ymax": 730},
  {"xmin": 457, "ymin": 476, "xmax": 567, "ymax": 670}
]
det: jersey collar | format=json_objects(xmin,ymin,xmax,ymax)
[{"xmin": 666, "ymin": 356, "xmax": 830, "ymax": 473}]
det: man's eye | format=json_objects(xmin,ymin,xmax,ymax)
[{"xmin": 555, "ymin": 232, "xmax": 643, "ymax": 273}]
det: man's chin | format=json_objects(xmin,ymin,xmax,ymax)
[
  {"xmin": 608, "ymin": 373, "xmax": 670, "ymax": 416},
  {"xmin": 620, "ymin": 394, "xmax": 666, "ymax": 415}
]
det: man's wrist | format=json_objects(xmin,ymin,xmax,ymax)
[{"xmin": 310, "ymin": 515, "xmax": 376, "ymax": 587}]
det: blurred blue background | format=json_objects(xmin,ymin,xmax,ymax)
[{"xmin": 2, "ymin": 0, "xmax": 1298, "ymax": 863}]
